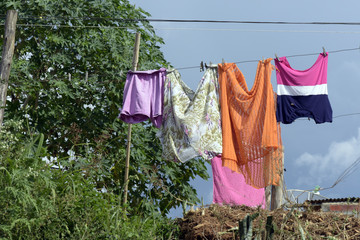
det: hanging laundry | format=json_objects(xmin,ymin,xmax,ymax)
[
  {"xmin": 119, "ymin": 68, "xmax": 166, "ymax": 128},
  {"xmin": 157, "ymin": 67, "xmax": 222, "ymax": 162},
  {"xmin": 275, "ymin": 53, "xmax": 333, "ymax": 124},
  {"xmin": 212, "ymin": 155, "xmax": 266, "ymax": 208},
  {"xmin": 218, "ymin": 60, "xmax": 283, "ymax": 189}
]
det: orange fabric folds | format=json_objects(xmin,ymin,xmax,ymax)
[{"xmin": 218, "ymin": 59, "xmax": 283, "ymax": 188}]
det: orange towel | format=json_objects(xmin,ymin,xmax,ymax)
[{"xmin": 218, "ymin": 59, "xmax": 283, "ymax": 188}]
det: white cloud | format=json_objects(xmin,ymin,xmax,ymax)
[{"xmin": 295, "ymin": 128, "xmax": 360, "ymax": 188}]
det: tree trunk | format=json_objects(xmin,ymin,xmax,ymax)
[{"xmin": 0, "ymin": 10, "xmax": 18, "ymax": 127}]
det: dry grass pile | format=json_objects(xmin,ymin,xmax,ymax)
[{"xmin": 177, "ymin": 204, "xmax": 360, "ymax": 239}]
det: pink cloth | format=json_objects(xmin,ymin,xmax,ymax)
[
  {"xmin": 275, "ymin": 53, "xmax": 328, "ymax": 86},
  {"xmin": 212, "ymin": 155, "xmax": 265, "ymax": 208},
  {"xmin": 119, "ymin": 68, "xmax": 166, "ymax": 128}
]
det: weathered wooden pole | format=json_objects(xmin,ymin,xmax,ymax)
[
  {"xmin": 0, "ymin": 10, "xmax": 18, "ymax": 127},
  {"xmin": 123, "ymin": 32, "xmax": 141, "ymax": 205},
  {"xmin": 270, "ymin": 154, "xmax": 285, "ymax": 210},
  {"xmin": 265, "ymin": 185, "xmax": 272, "ymax": 210}
]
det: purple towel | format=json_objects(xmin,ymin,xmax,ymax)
[{"xmin": 212, "ymin": 155, "xmax": 265, "ymax": 208}]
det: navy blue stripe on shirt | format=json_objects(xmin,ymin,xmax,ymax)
[{"xmin": 276, "ymin": 95, "xmax": 333, "ymax": 124}]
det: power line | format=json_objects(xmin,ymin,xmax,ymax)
[
  {"xmin": 7, "ymin": 23, "xmax": 360, "ymax": 73},
  {"xmin": 284, "ymin": 156, "xmax": 360, "ymax": 204},
  {"xmin": 11, "ymin": 15, "xmax": 360, "ymax": 26},
  {"xmin": 321, "ymin": 156, "xmax": 360, "ymax": 191},
  {"xmin": 151, "ymin": 28, "xmax": 360, "ymax": 34},
  {"xmin": 12, "ymin": 23, "xmax": 360, "ymax": 36},
  {"xmin": 333, "ymin": 112, "xmax": 360, "ymax": 118},
  {"xmin": 141, "ymin": 19, "xmax": 360, "ymax": 26},
  {"xmin": 295, "ymin": 112, "xmax": 360, "ymax": 122},
  {"xmin": 15, "ymin": 23, "xmax": 131, "ymax": 29}
]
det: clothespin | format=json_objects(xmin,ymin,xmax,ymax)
[
  {"xmin": 322, "ymin": 47, "xmax": 327, "ymax": 56},
  {"xmin": 222, "ymin": 58, "xmax": 225, "ymax": 65},
  {"xmin": 200, "ymin": 61, "xmax": 204, "ymax": 72},
  {"xmin": 166, "ymin": 64, "xmax": 176, "ymax": 74},
  {"xmin": 167, "ymin": 64, "xmax": 173, "ymax": 73},
  {"xmin": 275, "ymin": 54, "xmax": 280, "ymax": 61}
]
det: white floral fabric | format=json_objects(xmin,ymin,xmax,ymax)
[{"xmin": 157, "ymin": 67, "xmax": 222, "ymax": 162}]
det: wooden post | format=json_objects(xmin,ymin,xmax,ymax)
[
  {"xmin": 270, "ymin": 153, "xmax": 285, "ymax": 210},
  {"xmin": 123, "ymin": 32, "xmax": 141, "ymax": 205},
  {"xmin": 265, "ymin": 185, "xmax": 272, "ymax": 210},
  {"xmin": 238, "ymin": 213, "xmax": 260, "ymax": 240},
  {"xmin": 265, "ymin": 216, "xmax": 275, "ymax": 239},
  {"xmin": 0, "ymin": 10, "xmax": 18, "ymax": 127}
]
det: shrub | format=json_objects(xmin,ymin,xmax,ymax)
[{"xmin": 0, "ymin": 121, "xmax": 179, "ymax": 239}]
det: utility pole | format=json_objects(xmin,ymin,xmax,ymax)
[{"xmin": 0, "ymin": 10, "xmax": 18, "ymax": 127}]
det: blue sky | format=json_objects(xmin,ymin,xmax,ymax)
[{"xmin": 129, "ymin": 0, "xmax": 360, "ymax": 217}]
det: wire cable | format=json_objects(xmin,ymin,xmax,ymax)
[
  {"xmin": 296, "ymin": 112, "xmax": 360, "ymax": 121},
  {"xmin": 8, "ymin": 23, "xmax": 360, "ymax": 74},
  {"xmin": 10, "ymin": 23, "xmax": 360, "ymax": 35},
  {"xmin": 11, "ymin": 15, "xmax": 360, "ymax": 26},
  {"xmin": 7, "ymin": 24, "xmax": 360, "ymax": 70},
  {"xmin": 14, "ymin": 23, "xmax": 131, "ymax": 29},
  {"xmin": 321, "ymin": 156, "xmax": 360, "ymax": 191},
  {"xmin": 152, "ymin": 28, "xmax": 360, "ymax": 34},
  {"xmin": 177, "ymin": 46, "xmax": 360, "ymax": 70},
  {"xmin": 135, "ymin": 19, "xmax": 360, "ymax": 26},
  {"xmin": 333, "ymin": 113, "xmax": 360, "ymax": 118},
  {"xmin": 283, "ymin": 156, "xmax": 360, "ymax": 205}
]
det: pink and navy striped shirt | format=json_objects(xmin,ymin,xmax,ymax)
[{"xmin": 275, "ymin": 53, "xmax": 332, "ymax": 124}]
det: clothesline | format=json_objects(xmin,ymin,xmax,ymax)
[
  {"xmin": 11, "ymin": 46, "xmax": 357, "ymax": 79},
  {"xmin": 177, "ymin": 46, "xmax": 360, "ymax": 70}
]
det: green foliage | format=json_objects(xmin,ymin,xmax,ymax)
[
  {"xmin": 0, "ymin": 121, "xmax": 179, "ymax": 239},
  {"xmin": 0, "ymin": 0, "xmax": 209, "ymax": 223},
  {"xmin": 2, "ymin": 0, "xmax": 166, "ymax": 156},
  {"xmin": 62, "ymin": 122, "xmax": 209, "ymax": 216}
]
